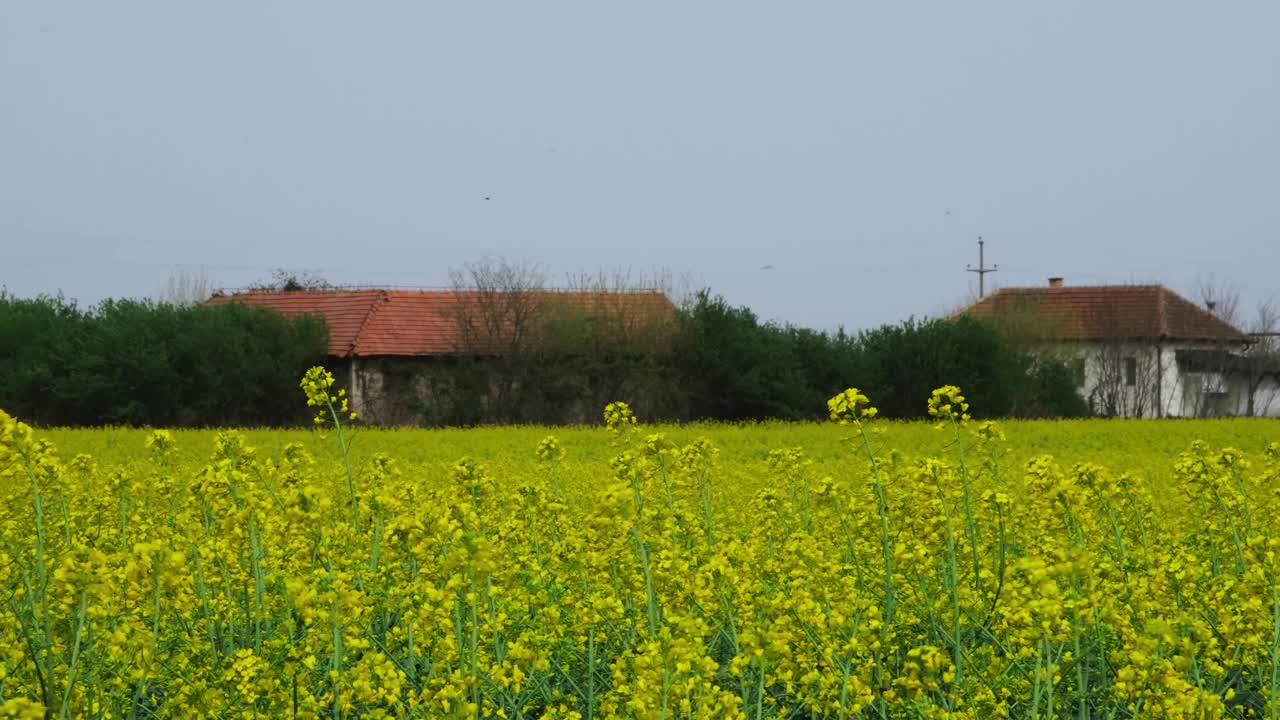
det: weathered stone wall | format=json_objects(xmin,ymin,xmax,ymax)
[{"xmin": 343, "ymin": 355, "xmax": 686, "ymax": 426}]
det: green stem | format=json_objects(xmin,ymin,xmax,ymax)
[
  {"xmin": 469, "ymin": 571, "xmax": 481, "ymax": 720},
  {"xmin": 952, "ymin": 422, "xmax": 983, "ymax": 596},
  {"xmin": 857, "ymin": 426, "xmax": 895, "ymax": 627},
  {"xmin": 248, "ymin": 518, "xmax": 267, "ymax": 652},
  {"xmin": 20, "ymin": 449, "xmax": 54, "ymax": 712},
  {"xmin": 754, "ymin": 658, "xmax": 766, "ymax": 720},
  {"xmin": 131, "ymin": 570, "xmax": 164, "ymax": 718},
  {"xmin": 192, "ymin": 545, "xmax": 221, "ymax": 662},
  {"xmin": 331, "ymin": 596, "xmax": 343, "ymax": 720},
  {"xmin": 1270, "ymin": 580, "xmax": 1280, "ymax": 720},
  {"xmin": 587, "ymin": 634, "xmax": 596, "ymax": 720},
  {"xmin": 58, "ymin": 591, "xmax": 88, "ymax": 720},
  {"xmin": 1074, "ymin": 622, "xmax": 1087, "ymax": 720},
  {"xmin": 327, "ymin": 401, "xmax": 359, "ymax": 530}
]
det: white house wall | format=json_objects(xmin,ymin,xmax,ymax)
[
  {"xmin": 1073, "ymin": 342, "xmax": 1162, "ymax": 418},
  {"xmin": 1070, "ymin": 341, "xmax": 1259, "ymax": 418},
  {"xmin": 1158, "ymin": 344, "xmax": 1185, "ymax": 418},
  {"xmin": 1256, "ymin": 378, "xmax": 1280, "ymax": 418},
  {"xmin": 1220, "ymin": 375, "xmax": 1280, "ymax": 418}
]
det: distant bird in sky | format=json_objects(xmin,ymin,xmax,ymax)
[{"xmin": 760, "ymin": 264, "xmax": 774, "ymax": 270}]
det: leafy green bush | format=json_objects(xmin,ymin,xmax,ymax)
[
  {"xmin": 674, "ymin": 292, "xmax": 1086, "ymax": 421},
  {"xmin": 0, "ymin": 287, "xmax": 1085, "ymax": 426},
  {"xmin": 0, "ymin": 293, "xmax": 327, "ymax": 426}
]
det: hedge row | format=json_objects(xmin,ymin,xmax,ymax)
[
  {"xmin": 0, "ymin": 291, "xmax": 1086, "ymax": 426},
  {"xmin": 0, "ymin": 294, "xmax": 328, "ymax": 426}
]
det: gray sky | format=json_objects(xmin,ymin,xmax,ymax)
[{"xmin": 3, "ymin": 1, "xmax": 1277, "ymax": 331}]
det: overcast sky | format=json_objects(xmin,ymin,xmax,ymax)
[{"xmin": 2, "ymin": 2, "xmax": 1277, "ymax": 331}]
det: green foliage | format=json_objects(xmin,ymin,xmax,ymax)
[
  {"xmin": 855, "ymin": 315, "xmax": 1020, "ymax": 418},
  {"xmin": 1, "ymin": 286, "xmax": 1086, "ymax": 427},
  {"xmin": 673, "ymin": 291, "xmax": 813, "ymax": 420},
  {"xmin": 0, "ymin": 292, "xmax": 87, "ymax": 423},
  {"xmin": 1026, "ymin": 358, "xmax": 1091, "ymax": 418},
  {"xmin": 854, "ymin": 315, "xmax": 1085, "ymax": 419},
  {"xmin": 423, "ymin": 292, "xmax": 685, "ymax": 426},
  {"xmin": 675, "ymin": 292, "xmax": 1087, "ymax": 421},
  {"xmin": 0, "ymin": 292, "xmax": 328, "ymax": 426}
]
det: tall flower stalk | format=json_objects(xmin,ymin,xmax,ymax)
[{"xmin": 300, "ymin": 367, "xmax": 359, "ymax": 529}]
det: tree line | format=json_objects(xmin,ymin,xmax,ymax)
[
  {"xmin": 675, "ymin": 290, "xmax": 1086, "ymax": 422},
  {"xmin": 0, "ymin": 284, "xmax": 1087, "ymax": 427},
  {"xmin": 0, "ymin": 293, "xmax": 328, "ymax": 426},
  {"xmin": 423, "ymin": 260, "xmax": 1087, "ymax": 424}
]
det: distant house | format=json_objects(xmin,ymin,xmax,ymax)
[
  {"xmin": 966, "ymin": 278, "xmax": 1280, "ymax": 418},
  {"xmin": 207, "ymin": 289, "xmax": 679, "ymax": 425}
]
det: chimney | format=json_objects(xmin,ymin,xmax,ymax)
[{"xmin": 1048, "ymin": 277, "xmax": 1064, "ymax": 288}]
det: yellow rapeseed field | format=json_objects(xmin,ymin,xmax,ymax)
[{"xmin": 2, "ymin": 369, "xmax": 1280, "ymax": 719}]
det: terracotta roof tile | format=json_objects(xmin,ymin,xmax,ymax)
[
  {"xmin": 965, "ymin": 284, "xmax": 1248, "ymax": 342},
  {"xmin": 206, "ymin": 290, "xmax": 383, "ymax": 356},
  {"xmin": 206, "ymin": 289, "xmax": 678, "ymax": 357}
]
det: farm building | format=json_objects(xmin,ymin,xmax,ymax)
[
  {"xmin": 966, "ymin": 279, "xmax": 1280, "ymax": 417},
  {"xmin": 207, "ymin": 288, "xmax": 680, "ymax": 425}
]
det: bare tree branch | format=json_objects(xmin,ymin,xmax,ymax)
[
  {"xmin": 1243, "ymin": 298, "xmax": 1280, "ymax": 416},
  {"xmin": 1196, "ymin": 276, "xmax": 1241, "ymax": 328},
  {"xmin": 159, "ymin": 266, "xmax": 214, "ymax": 306}
]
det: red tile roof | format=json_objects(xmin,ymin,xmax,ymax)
[
  {"xmin": 206, "ymin": 289, "xmax": 678, "ymax": 357},
  {"xmin": 965, "ymin": 284, "xmax": 1248, "ymax": 342}
]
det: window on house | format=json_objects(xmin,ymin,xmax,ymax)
[
  {"xmin": 1072, "ymin": 358, "xmax": 1086, "ymax": 387},
  {"xmin": 1124, "ymin": 357, "xmax": 1137, "ymax": 387},
  {"xmin": 1201, "ymin": 372, "xmax": 1228, "ymax": 396}
]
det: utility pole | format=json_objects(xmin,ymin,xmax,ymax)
[{"xmin": 965, "ymin": 236, "xmax": 997, "ymax": 298}]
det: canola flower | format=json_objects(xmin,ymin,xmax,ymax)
[
  {"xmin": 604, "ymin": 401, "xmax": 637, "ymax": 437},
  {"xmin": 1, "ymin": 385, "xmax": 1280, "ymax": 718},
  {"xmin": 927, "ymin": 385, "xmax": 970, "ymax": 425},
  {"xmin": 827, "ymin": 387, "xmax": 878, "ymax": 425},
  {"xmin": 300, "ymin": 366, "xmax": 358, "ymax": 425}
]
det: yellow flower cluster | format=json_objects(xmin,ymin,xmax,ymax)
[
  {"xmin": 603, "ymin": 401, "xmax": 636, "ymax": 435},
  {"xmin": 928, "ymin": 384, "xmax": 971, "ymax": 423},
  {"xmin": 1, "ymin": 383, "xmax": 1279, "ymax": 718},
  {"xmin": 826, "ymin": 387, "xmax": 878, "ymax": 425},
  {"xmin": 299, "ymin": 365, "xmax": 357, "ymax": 424},
  {"xmin": 143, "ymin": 428, "xmax": 175, "ymax": 456},
  {"xmin": 536, "ymin": 434, "xmax": 563, "ymax": 464}
]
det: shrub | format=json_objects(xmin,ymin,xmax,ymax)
[{"xmin": 0, "ymin": 293, "xmax": 328, "ymax": 426}]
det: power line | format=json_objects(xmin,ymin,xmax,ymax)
[{"xmin": 965, "ymin": 237, "xmax": 998, "ymax": 298}]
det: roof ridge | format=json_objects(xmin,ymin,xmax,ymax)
[
  {"xmin": 348, "ymin": 290, "xmax": 391, "ymax": 356},
  {"xmin": 219, "ymin": 287, "xmax": 673, "ymax": 300},
  {"xmin": 965, "ymin": 282, "xmax": 1250, "ymax": 342},
  {"xmin": 995, "ymin": 283, "xmax": 1164, "ymax": 292}
]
